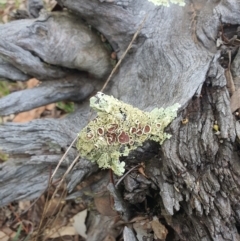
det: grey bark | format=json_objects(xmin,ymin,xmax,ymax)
[
  {"xmin": 0, "ymin": 0, "xmax": 240, "ymax": 240},
  {"xmin": 0, "ymin": 74, "xmax": 100, "ymax": 115},
  {"xmin": 0, "ymin": 11, "xmax": 112, "ymax": 81}
]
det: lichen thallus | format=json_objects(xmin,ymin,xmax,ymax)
[
  {"xmin": 47, "ymin": 92, "xmax": 179, "ymax": 223},
  {"xmin": 77, "ymin": 92, "xmax": 180, "ymax": 176},
  {"xmin": 51, "ymin": 92, "xmax": 180, "ymax": 188}
]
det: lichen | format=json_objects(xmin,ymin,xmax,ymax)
[
  {"xmin": 148, "ymin": 0, "xmax": 185, "ymax": 7},
  {"xmin": 76, "ymin": 92, "xmax": 180, "ymax": 176}
]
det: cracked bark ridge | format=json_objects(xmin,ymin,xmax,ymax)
[
  {"xmin": 0, "ymin": 103, "xmax": 98, "ymax": 207},
  {"xmin": 1, "ymin": 0, "xmax": 240, "ymax": 240},
  {"xmin": 0, "ymin": 74, "xmax": 101, "ymax": 116},
  {"xmin": 147, "ymin": 83, "xmax": 239, "ymax": 240},
  {"xmin": 0, "ymin": 11, "xmax": 112, "ymax": 81}
]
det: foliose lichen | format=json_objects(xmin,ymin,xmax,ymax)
[
  {"xmin": 148, "ymin": 0, "xmax": 185, "ymax": 7},
  {"xmin": 77, "ymin": 92, "xmax": 180, "ymax": 176}
]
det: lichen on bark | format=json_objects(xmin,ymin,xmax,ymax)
[
  {"xmin": 148, "ymin": 0, "xmax": 185, "ymax": 7},
  {"xmin": 76, "ymin": 92, "xmax": 180, "ymax": 176}
]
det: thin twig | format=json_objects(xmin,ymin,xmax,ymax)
[
  {"xmin": 50, "ymin": 135, "xmax": 78, "ymax": 180},
  {"xmin": 19, "ymin": 167, "xmax": 54, "ymax": 217},
  {"xmin": 52, "ymin": 154, "xmax": 80, "ymax": 197},
  {"xmin": 115, "ymin": 164, "xmax": 142, "ymax": 188},
  {"xmin": 35, "ymin": 154, "xmax": 80, "ymax": 240},
  {"xmin": 100, "ymin": 14, "xmax": 148, "ymax": 92},
  {"xmin": 35, "ymin": 169, "xmax": 54, "ymax": 241}
]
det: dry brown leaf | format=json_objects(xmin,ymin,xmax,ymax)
[
  {"xmin": 12, "ymin": 78, "xmax": 46, "ymax": 122},
  {"xmin": 133, "ymin": 218, "xmax": 152, "ymax": 241},
  {"xmin": 2, "ymin": 5, "xmax": 12, "ymax": 23},
  {"xmin": 13, "ymin": 106, "xmax": 46, "ymax": 123},
  {"xmin": 230, "ymin": 88, "xmax": 240, "ymax": 113},
  {"xmin": 151, "ymin": 216, "xmax": 168, "ymax": 240},
  {"xmin": 94, "ymin": 191, "xmax": 118, "ymax": 217},
  {"xmin": 0, "ymin": 227, "xmax": 16, "ymax": 241},
  {"xmin": 44, "ymin": 197, "xmax": 64, "ymax": 217},
  {"xmin": 138, "ymin": 166, "xmax": 148, "ymax": 178},
  {"xmin": 103, "ymin": 234, "xmax": 116, "ymax": 241},
  {"xmin": 19, "ymin": 200, "xmax": 31, "ymax": 211},
  {"xmin": 134, "ymin": 218, "xmax": 151, "ymax": 230},
  {"xmin": 225, "ymin": 69, "xmax": 235, "ymax": 95},
  {"xmin": 45, "ymin": 103, "xmax": 56, "ymax": 111},
  {"xmin": 130, "ymin": 216, "xmax": 148, "ymax": 223},
  {"xmin": 0, "ymin": 231, "xmax": 9, "ymax": 241},
  {"xmin": 45, "ymin": 226, "xmax": 77, "ymax": 238},
  {"xmin": 27, "ymin": 78, "xmax": 40, "ymax": 88},
  {"xmin": 2, "ymin": 14, "xmax": 8, "ymax": 23}
]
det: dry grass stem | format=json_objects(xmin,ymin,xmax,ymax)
[
  {"xmin": 50, "ymin": 135, "xmax": 78, "ymax": 180},
  {"xmin": 100, "ymin": 14, "xmax": 148, "ymax": 92}
]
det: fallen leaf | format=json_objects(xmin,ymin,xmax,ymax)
[
  {"xmin": 19, "ymin": 200, "xmax": 31, "ymax": 211},
  {"xmin": 132, "ymin": 217, "xmax": 152, "ymax": 241},
  {"xmin": 72, "ymin": 209, "xmax": 87, "ymax": 238},
  {"xmin": 225, "ymin": 69, "xmax": 235, "ymax": 95},
  {"xmin": 45, "ymin": 103, "xmax": 56, "ymax": 111},
  {"xmin": 27, "ymin": 78, "xmax": 40, "ymax": 88},
  {"xmin": 94, "ymin": 191, "xmax": 118, "ymax": 217},
  {"xmin": 130, "ymin": 216, "xmax": 148, "ymax": 223},
  {"xmin": 230, "ymin": 88, "xmax": 240, "ymax": 113},
  {"xmin": 0, "ymin": 231, "xmax": 9, "ymax": 241},
  {"xmin": 13, "ymin": 106, "xmax": 46, "ymax": 123},
  {"xmin": 0, "ymin": 227, "xmax": 16, "ymax": 241},
  {"xmin": 138, "ymin": 166, "xmax": 148, "ymax": 178},
  {"xmin": 44, "ymin": 197, "xmax": 64, "ymax": 217},
  {"xmin": 45, "ymin": 226, "xmax": 77, "ymax": 238},
  {"xmin": 103, "ymin": 234, "xmax": 116, "ymax": 241},
  {"xmin": 12, "ymin": 78, "xmax": 45, "ymax": 122},
  {"xmin": 151, "ymin": 216, "xmax": 168, "ymax": 240}
]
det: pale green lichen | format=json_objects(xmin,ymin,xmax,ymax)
[
  {"xmin": 77, "ymin": 92, "xmax": 180, "ymax": 176},
  {"xmin": 148, "ymin": 0, "xmax": 185, "ymax": 7}
]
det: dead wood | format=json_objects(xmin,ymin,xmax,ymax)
[
  {"xmin": 1, "ymin": 0, "xmax": 240, "ymax": 240},
  {"xmin": 0, "ymin": 11, "xmax": 112, "ymax": 81},
  {"xmin": 0, "ymin": 74, "xmax": 101, "ymax": 115}
]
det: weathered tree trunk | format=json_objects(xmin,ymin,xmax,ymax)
[{"xmin": 1, "ymin": 0, "xmax": 240, "ymax": 240}]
